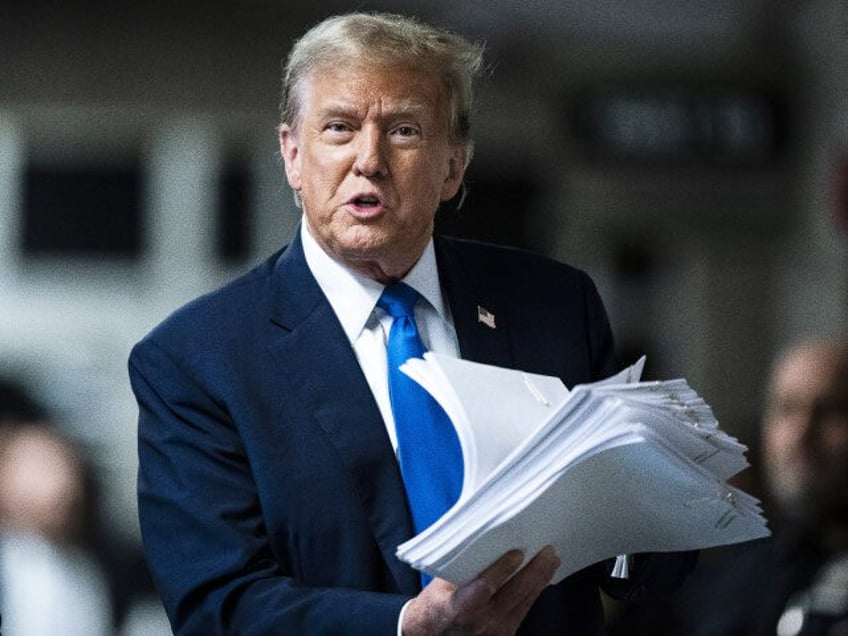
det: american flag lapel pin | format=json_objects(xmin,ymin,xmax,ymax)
[{"xmin": 477, "ymin": 305, "xmax": 496, "ymax": 329}]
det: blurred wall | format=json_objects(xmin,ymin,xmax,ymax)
[{"xmin": 0, "ymin": 0, "xmax": 846, "ymax": 542}]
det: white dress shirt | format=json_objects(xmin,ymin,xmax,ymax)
[{"xmin": 300, "ymin": 218, "xmax": 460, "ymax": 451}]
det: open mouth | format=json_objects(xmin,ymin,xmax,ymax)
[{"xmin": 354, "ymin": 195, "xmax": 381, "ymax": 208}]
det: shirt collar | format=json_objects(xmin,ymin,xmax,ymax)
[{"xmin": 300, "ymin": 217, "xmax": 448, "ymax": 344}]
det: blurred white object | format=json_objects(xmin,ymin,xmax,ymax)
[
  {"xmin": 120, "ymin": 596, "xmax": 173, "ymax": 636},
  {"xmin": 0, "ymin": 531, "xmax": 112, "ymax": 636}
]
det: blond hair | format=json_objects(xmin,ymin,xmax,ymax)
[{"xmin": 280, "ymin": 12, "xmax": 485, "ymax": 146}]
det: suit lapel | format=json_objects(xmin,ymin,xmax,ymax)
[
  {"xmin": 435, "ymin": 236, "xmax": 515, "ymax": 368},
  {"xmin": 266, "ymin": 233, "xmax": 420, "ymax": 594}
]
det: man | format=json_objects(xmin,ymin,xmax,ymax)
[
  {"xmin": 608, "ymin": 338, "xmax": 848, "ymax": 635},
  {"xmin": 130, "ymin": 13, "xmax": 692, "ymax": 635},
  {"xmin": 755, "ymin": 339, "xmax": 848, "ymax": 634},
  {"xmin": 761, "ymin": 340, "xmax": 848, "ymax": 529}
]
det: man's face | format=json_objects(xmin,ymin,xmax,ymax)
[
  {"xmin": 279, "ymin": 64, "xmax": 468, "ymax": 282},
  {"xmin": 761, "ymin": 343, "xmax": 848, "ymax": 521}
]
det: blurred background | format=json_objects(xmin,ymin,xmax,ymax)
[{"xmin": 0, "ymin": 0, "xmax": 846, "ymax": 632}]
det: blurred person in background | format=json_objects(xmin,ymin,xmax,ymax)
[
  {"xmin": 0, "ymin": 377, "xmax": 172, "ymax": 635},
  {"xmin": 754, "ymin": 339, "xmax": 848, "ymax": 635},
  {"xmin": 608, "ymin": 338, "xmax": 848, "ymax": 635},
  {"xmin": 0, "ymin": 377, "xmax": 113, "ymax": 635}
]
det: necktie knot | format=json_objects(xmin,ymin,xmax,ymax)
[{"xmin": 377, "ymin": 282, "xmax": 419, "ymax": 319}]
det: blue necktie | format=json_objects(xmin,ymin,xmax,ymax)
[{"xmin": 378, "ymin": 283, "xmax": 464, "ymax": 547}]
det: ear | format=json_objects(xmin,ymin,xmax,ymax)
[
  {"xmin": 278, "ymin": 124, "xmax": 302, "ymax": 191},
  {"xmin": 439, "ymin": 143, "xmax": 471, "ymax": 202}
]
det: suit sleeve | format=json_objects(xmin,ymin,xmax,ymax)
[{"xmin": 129, "ymin": 337, "xmax": 408, "ymax": 636}]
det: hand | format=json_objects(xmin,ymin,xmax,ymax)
[{"xmin": 401, "ymin": 545, "xmax": 560, "ymax": 636}]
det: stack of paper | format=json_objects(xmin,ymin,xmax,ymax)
[{"xmin": 396, "ymin": 354, "xmax": 770, "ymax": 586}]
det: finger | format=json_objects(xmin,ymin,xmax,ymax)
[
  {"xmin": 477, "ymin": 549, "xmax": 526, "ymax": 591},
  {"xmin": 453, "ymin": 548, "xmax": 525, "ymax": 609},
  {"xmin": 495, "ymin": 546, "xmax": 560, "ymax": 614}
]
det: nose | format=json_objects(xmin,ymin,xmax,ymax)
[{"xmin": 353, "ymin": 127, "xmax": 387, "ymax": 178}]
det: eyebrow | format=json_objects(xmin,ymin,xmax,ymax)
[{"xmin": 315, "ymin": 98, "xmax": 433, "ymax": 121}]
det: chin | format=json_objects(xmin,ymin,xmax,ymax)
[{"xmin": 336, "ymin": 237, "xmax": 389, "ymax": 262}]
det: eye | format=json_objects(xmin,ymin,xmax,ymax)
[
  {"xmin": 391, "ymin": 124, "xmax": 421, "ymax": 139},
  {"xmin": 321, "ymin": 121, "xmax": 355, "ymax": 144},
  {"xmin": 325, "ymin": 122, "xmax": 352, "ymax": 134}
]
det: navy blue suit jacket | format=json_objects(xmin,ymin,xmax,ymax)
[{"xmin": 130, "ymin": 231, "xmax": 691, "ymax": 635}]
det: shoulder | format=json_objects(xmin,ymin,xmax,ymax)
[
  {"xmin": 434, "ymin": 235, "xmax": 598, "ymax": 295},
  {"xmin": 436, "ymin": 235, "xmax": 589, "ymax": 276},
  {"xmin": 134, "ymin": 248, "xmax": 286, "ymax": 353},
  {"xmin": 434, "ymin": 235, "xmax": 617, "ymax": 380}
]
